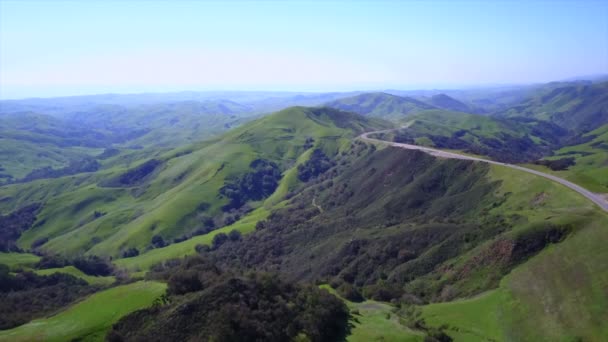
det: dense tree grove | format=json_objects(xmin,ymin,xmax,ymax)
[
  {"xmin": 108, "ymin": 256, "xmax": 349, "ymax": 342},
  {"xmin": 0, "ymin": 203, "xmax": 41, "ymax": 252},
  {"xmin": 36, "ymin": 255, "xmax": 114, "ymax": 276},
  {"xmin": 297, "ymin": 149, "xmax": 335, "ymax": 182},
  {"xmin": 534, "ymin": 157, "xmax": 576, "ymax": 170},
  {"xmin": 219, "ymin": 159, "xmax": 282, "ymax": 211}
]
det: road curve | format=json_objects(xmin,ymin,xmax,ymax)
[{"xmin": 359, "ymin": 130, "xmax": 608, "ymax": 213}]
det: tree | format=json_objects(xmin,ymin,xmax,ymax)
[
  {"xmin": 151, "ymin": 235, "xmax": 166, "ymax": 248},
  {"xmin": 228, "ymin": 230, "xmax": 242, "ymax": 242},
  {"xmin": 212, "ymin": 233, "xmax": 229, "ymax": 250}
]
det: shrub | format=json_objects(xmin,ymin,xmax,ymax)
[
  {"xmin": 212, "ymin": 233, "xmax": 229, "ymax": 250},
  {"xmin": 122, "ymin": 248, "xmax": 139, "ymax": 258},
  {"xmin": 228, "ymin": 230, "xmax": 242, "ymax": 242},
  {"xmin": 151, "ymin": 235, "xmax": 166, "ymax": 248}
]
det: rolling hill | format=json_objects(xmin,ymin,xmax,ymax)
[
  {"xmin": 0, "ymin": 106, "xmax": 389, "ymax": 258},
  {"xmin": 500, "ymin": 81, "xmax": 608, "ymax": 132},
  {"xmin": 427, "ymin": 93, "xmax": 473, "ymax": 113},
  {"xmin": 324, "ymin": 92, "xmax": 437, "ymax": 121}
]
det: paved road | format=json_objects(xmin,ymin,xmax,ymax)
[{"xmin": 360, "ymin": 130, "xmax": 608, "ymax": 212}]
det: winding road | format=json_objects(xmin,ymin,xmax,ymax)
[{"xmin": 360, "ymin": 129, "xmax": 608, "ymax": 212}]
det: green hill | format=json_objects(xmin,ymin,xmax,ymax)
[
  {"xmin": 325, "ymin": 92, "xmax": 436, "ymax": 121},
  {"xmin": 0, "ymin": 107, "xmax": 389, "ymax": 258},
  {"xmin": 427, "ymin": 93, "xmax": 473, "ymax": 113},
  {"xmin": 500, "ymin": 81, "xmax": 608, "ymax": 132}
]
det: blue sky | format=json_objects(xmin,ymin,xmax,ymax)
[{"xmin": 1, "ymin": 0, "xmax": 606, "ymax": 98}]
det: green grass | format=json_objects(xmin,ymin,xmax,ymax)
[
  {"xmin": 486, "ymin": 163, "xmax": 594, "ymax": 221},
  {"xmin": 34, "ymin": 266, "xmax": 116, "ymax": 286},
  {"xmin": 0, "ymin": 252, "xmax": 40, "ymax": 270},
  {"xmin": 421, "ymin": 290, "xmax": 509, "ymax": 341},
  {"xmin": 320, "ymin": 285, "xmax": 423, "ymax": 342},
  {"xmin": 0, "ymin": 281, "xmax": 166, "ymax": 342}
]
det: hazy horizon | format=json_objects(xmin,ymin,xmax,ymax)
[{"xmin": 1, "ymin": 0, "xmax": 607, "ymax": 99}]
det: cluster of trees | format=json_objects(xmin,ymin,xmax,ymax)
[
  {"xmin": 108, "ymin": 256, "xmax": 349, "ymax": 342},
  {"xmin": 36, "ymin": 255, "xmax": 114, "ymax": 276},
  {"xmin": 534, "ymin": 157, "xmax": 576, "ymax": 171},
  {"xmin": 219, "ymin": 159, "xmax": 281, "ymax": 211},
  {"xmin": 0, "ymin": 265, "xmax": 99, "ymax": 329},
  {"xmin": 0, "ymin": 203, "xmax": 41, "ymax": 252},
  {"xmin": 297, "ymin": 149, "xmax": 335, "ymax": 182}
]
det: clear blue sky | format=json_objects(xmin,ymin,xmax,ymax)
[{"xmin": 1, "ymin": 0, "xmax": 606, "ymax": 98}]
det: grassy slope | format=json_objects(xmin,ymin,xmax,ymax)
[
  {"xmin": 0, "ymin": 252, "xmax": 40, "ymax": 270},
  {"xmin": 417, "ymin": 163, "xmax": 608, "ymax": 341},
  {"xmin": 0, "ymin": 281, "xmax": 166, "ymax": 342},
  {"xmin": 320, "ymin": 285, "xmax": 423, "ymax": 342},
  {"xmin": 34, "ymin": 266, "xmax": 115, "ymax": 286},
  {"xmin": 421, "ymin": 212, "xmax": 608, "ymax": 342}
]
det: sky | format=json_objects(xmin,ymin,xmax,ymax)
[{"xmin": 0, "ymin": 0, "xmax": 607, "ymax": 99}]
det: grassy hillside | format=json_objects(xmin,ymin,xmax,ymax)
[
  {"xmin": 500, "ymin": 81, "xmax": 608, "ymax": 132},
  {"xmin": 34, "ymin": 266, "xmax": 115, "ymax": 286},
  {"xmin": 0, "ymin": 281, "xmax": 166, "ymax": 342},
  {"xmin": 0, "ymin": 252, "xmax": 40, "ymax": 270},
  {"xmin": 0, "ymin": 107, "xmax": 388, "ymax": 258},
  {"xmin": 325, "ymin": 92, "xmax": 436, "ymax": 121},
  {"xmin": 427, "ymin": 93, "xmax": 473, "ymax": 113},
  {"xmin": 418, "ymin": 210, "xmax": 608, "ymax": 341},
  {"xmin": 202, "ymin": 141, "xmax": 604, "ymax": 340}
]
